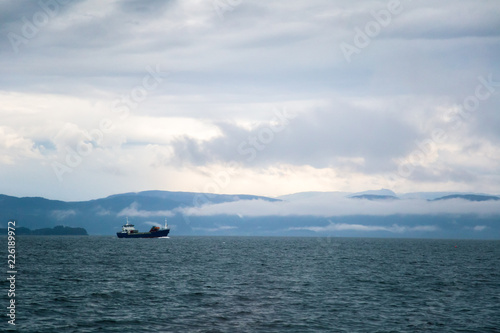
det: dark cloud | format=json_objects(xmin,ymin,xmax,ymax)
[{"xmin": 170, "ymin": 106, "xmax": 420, "ymax": 173}]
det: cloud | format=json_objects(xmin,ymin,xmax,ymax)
[
  {"xmin": 179, "ymin": 195, "xmax": 500, "ymax": 217},
  {"xmin": 192, "ymin": 225, "xmax": 238, "ymax": 232},
  {"xmin": 117, "ymin": 202, "xmax": 175, "ymax": 218},
  {"xmin": 473, "ymin": 225, "xmax": 487, "ymax": 232},
  {"xmin": 51, "ymin": 209, "xmax": 77, "ymax": 220},
  {"xmin": 169, "ymin": 101, "xmax": 421, "ymax": 172},
  {"xmin": 143, "ymin": 221, "xmax": 165, "ymax": 228},
  {"xmin": 0, "ymin": 126, "xmax": 43, "ymax": 164},
  {"xmin": 289, "ymin": 223, "xmax": 438, "ymax": 233},
  {"xmin": 0, "ymin": 0, "xmax": 499, "ymax": 200}
]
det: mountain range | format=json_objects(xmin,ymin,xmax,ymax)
[{"xmin": 0, "ymin": 189, "xmax": 498, "ymax": 239}]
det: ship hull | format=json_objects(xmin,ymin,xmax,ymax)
[{"xmin": 116, "ymin": 229, "xmax": 170, "ymax": 238}]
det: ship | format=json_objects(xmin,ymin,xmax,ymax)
[{"xmin": 116, "ymin": 217, "xmax": 170, "ymax": 238}]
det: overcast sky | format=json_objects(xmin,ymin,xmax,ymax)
[{"xmin": 1, "ymin": 0, "xmax": 499, "ymax": 201}]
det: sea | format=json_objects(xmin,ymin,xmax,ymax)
[{"xmin": 1, "ymin": 236, "xmax": 499, "ymax": 332}]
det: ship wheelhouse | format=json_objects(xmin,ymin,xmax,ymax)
[{"xmin": 121, "ymin": 218, "xmax": 137, "ymax": 234}]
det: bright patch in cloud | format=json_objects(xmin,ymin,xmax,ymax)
[{"xmin": 118, "ymin": 202, "xmax": 175, "ymax": 218}]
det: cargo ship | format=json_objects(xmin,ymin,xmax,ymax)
[{"xmin": 116, "ymin": 218, "xmax": 170, "ymax": 238}]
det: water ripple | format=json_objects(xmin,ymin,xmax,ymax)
[{"xmin": 1, "ymin": 236, "xmax": 498, "ymax": 332}]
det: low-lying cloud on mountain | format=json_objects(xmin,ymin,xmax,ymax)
[{"xmin": 177, "ymin": 193, "xmax": 500, "ymax": 218}]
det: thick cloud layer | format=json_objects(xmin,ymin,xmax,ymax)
[
  {"xmin": 177, "ymin": 195, "xmax": 500, "ymax": 217},
  {"xmin": 0, "ymin": 0, "xmax": 499, "ymax": 200}
]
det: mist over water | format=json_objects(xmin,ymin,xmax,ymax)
[{"xmin": 3, "ymin": 236, "xmax": 499, "ymax": 332}]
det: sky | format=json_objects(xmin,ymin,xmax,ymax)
[{"xmin": 1, "ymin": 0, "xmax": 499, "ymax": 201}]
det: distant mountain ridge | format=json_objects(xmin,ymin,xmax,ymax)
[
  {"xmin": 0, "ymin": 191, "xmax": 279, "ymax": 235},
  {"xmin": 0, "ymin": 190, "xmax": 499, "ymax": 238},
  {"xmin": 430, "ymin": 194, "xmax": 500, "ymax": 202},
  {"xmin": 106, "ymin": 190, "xmax": 280, "ymax": 206},
  {"xmin": 278, "ymin": 189, "xmax": 500, "ymax": 202},
  {"xmin": 348, "ymin": 189, "xmax": 397, "ymax": 197},
  {"xmin": 350, "ymin": 194, "xmax": 400, "ymax": 201}
]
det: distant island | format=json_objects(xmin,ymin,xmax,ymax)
[{"xmin": 0, "ymin": 225, "xmax": 88, "ymax": 236}]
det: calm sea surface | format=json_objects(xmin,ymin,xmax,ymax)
[{"xmin": 1, "ymin": 236, "xmax": 499, "ymax": 332}]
